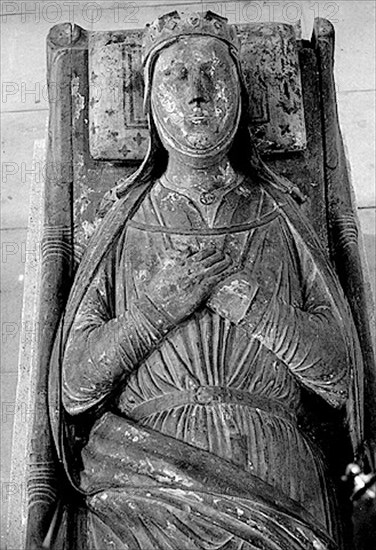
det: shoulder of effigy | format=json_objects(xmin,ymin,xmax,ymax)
[{"xmin": 232, "ymin": 177, "xmax": 281, "ymax": 213}]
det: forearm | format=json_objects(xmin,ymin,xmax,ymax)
[
  {"xmin": 242, "ymin": 297, "xmax": 349, "ymax": 406},
  {"xmin": 63, "ymin": 296, "xmax": 173, "ymax": 415}
]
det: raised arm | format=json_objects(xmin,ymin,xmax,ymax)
[
  {"xmin": 209, "ymin": 220, "xmax": 351, "ymax": 408},
  {"xmin": 241, "ymin": 237, "xmax": 351, "ymax": 408},
  {"xmin": 63, "ymin": 247, "xmax": 233, "ymax": 415},
  {"xmin": 246, "ymin": 293, "xmax": 349, "ymax": 408},
  {"xmin": 62, "ymin": 263, "xmax": 173, "ymax": 415}
]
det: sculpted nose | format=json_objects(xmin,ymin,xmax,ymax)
[{"xmin": 187, "ymin": 70, "xmax": 207, "ymax": 106}]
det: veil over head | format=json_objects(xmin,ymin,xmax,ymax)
[
  {"xmin": 48, "ymin": 12, "xmax": 364, "ymax": 496},
  {"xmin": 110, "ymin": 10, "xmax": 306, "ymax": 204}
]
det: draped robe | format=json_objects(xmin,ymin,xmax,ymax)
[{"xmin": 59, "ymin": 176, "xmax": 361, "ymax": 550}]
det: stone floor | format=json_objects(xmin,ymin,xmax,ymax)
[{"xmin": 0, "ymin": 1, "xmax": 375, "ymax": 547}]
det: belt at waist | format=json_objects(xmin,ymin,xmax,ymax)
[{"xmin": 126, "ymin": 386, "xmax": 297, "ymax": 423}]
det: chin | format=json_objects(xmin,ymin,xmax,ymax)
[
  {"xmin": 185, "ymin": 127, "xmax": 222, "ymax": 149},
  {"xmin": 187, "ymin": 134, "xmax": 213, "ymax": 149}
]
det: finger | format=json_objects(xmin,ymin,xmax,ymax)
[
  {"xmin": 200, "ymin": 251, "xmax": 229, "ymax": 269},
  {"xmin": 204, "ymin": 257, "xmax": 232, "ymax": 278},
  {"xmin": 205, "ymin": 261, "xmax": 238, "ymax": 285},
  {"xmin": 190, "ymin": 246, "xmax": 217, "ymax": 262}
]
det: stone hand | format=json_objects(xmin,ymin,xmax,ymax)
[
  {"xmin": 145, "ymin": 248, "xmax": 233, "ymax": 324},
  {"xmin": 207, "ymin": 270, "xmax": 260, "ymax": 325}
]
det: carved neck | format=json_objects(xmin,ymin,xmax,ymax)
[{"xmin": 162, "ymin": 150, "xmax": 239, "ymax": 195}]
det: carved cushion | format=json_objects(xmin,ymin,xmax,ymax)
[{"xmin": 89, "ymin": 23, "xmax": 307, "ymax": 161}]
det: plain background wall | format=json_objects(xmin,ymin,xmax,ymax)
[{"xmin": 0, "ymin": 1, "xmax": 375, "ymax": 546}]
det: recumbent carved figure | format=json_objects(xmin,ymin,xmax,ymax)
[{"xmin": 47, "ymin": 11, "xmax": 369, "ymax": 550}]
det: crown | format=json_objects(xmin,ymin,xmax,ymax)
[{"xmin": 142, "ymin": 10, "xmax": 240, "ymax": 65}]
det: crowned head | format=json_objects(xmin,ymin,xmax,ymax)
[
  {"xmin": 142, "ymin": 11, "xmax": 244, "ymax": 160},
  {"xmin": 142, "ymin": 10, "xmax": 240, "ymax": 66}
]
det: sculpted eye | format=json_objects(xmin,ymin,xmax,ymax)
[
  {"xmin": 163, "ymin": 68, "xmax": 172, "ymax": 77},
  {"xmin": 178, "ymin": 66, "xmax": 188, "ymax": 80},
  {"xmin": 199, "ymin": 63, "xmax": 214, "ymax": 82}
]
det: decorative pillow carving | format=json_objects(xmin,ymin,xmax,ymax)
[{"xmin": 89, "ymin": 23, "xmax": 306, "ymax": 160}]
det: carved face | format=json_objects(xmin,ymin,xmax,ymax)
[{"xmin": 150, "ymin": 36, "xmax": 241, "ymax": 157}]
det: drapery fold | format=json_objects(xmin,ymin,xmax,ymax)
[
  {"xmin": 82, "ymin": 412, "xmax": 337, "ymax": 550},
  {"xmin": 48, "ymin": 176, "xmax": 363, "ymax": 550}
]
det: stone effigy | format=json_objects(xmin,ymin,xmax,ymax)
[
  {"xmin": 8, "ymin": 10, "xmax": 375, "ymax": 550},
  {"xmin": 43, "ymin": 11, "xmax": 372, "ymax": 550}
]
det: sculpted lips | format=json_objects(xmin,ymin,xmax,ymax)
[{"xmin": 187, "ymin": 107, "xmax": 210, "ymax": 126}]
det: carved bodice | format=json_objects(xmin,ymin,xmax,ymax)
[
  {"xmin": 118, "ymin": 178, "xmax": 304, "ymax": 415},
  {"xmin": 62, "ymin": 176, "xmax": 350, "ymax": 537},
  {"xmin": 107, "ymin": 178, "xmax": 346, "ymax": 531}
]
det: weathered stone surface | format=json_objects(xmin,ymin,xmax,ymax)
[
  {"xmin": 239, "ymin": 23, "xmax": 306, "ymax": 153},
  {"xmin": 6, "ymin": 139, "xmax": 49, "ymax": 550},
  {"xmin": 50, "ymin": 12, "xmax": 373, "ymax": 550},
  {"xmin": 9, "ymin": 12, "xmax": 374, "ymax": 550},
  {"xmin": 88, "ymin": 30, "xmax": 147, "ymax": 161},
  {"xmin": 89, "ymin": 22, "xmax": 306, "ymax": 161}
]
